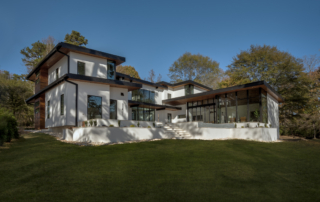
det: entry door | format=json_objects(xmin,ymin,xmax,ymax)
[{"xmin": 167, "ymin": 113, "xmax": 172, "ymax": 123}]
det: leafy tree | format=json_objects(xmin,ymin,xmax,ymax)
[
  {"xmin": 116, "ymin": 65, "xmax": 141, "ymax": 79},
  {"xmin": 221, "ymin": 45, "xmax": 313, "ymax": 137},
  {"xmin": 64, "ymin": 30, "xmax": 88, "ymax": 46},
  {"xmin": 20, "ymin": 41, "xmax": 46, "ymax": 73},
  {"xmin": 168, "ymin": 52, "xmax": 222, "ymax": 89}
]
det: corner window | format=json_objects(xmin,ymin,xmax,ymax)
[
  {"xmin": 56, "ymin": 68, "xmax": 59, "ymax": 80},
  {"xmin": 185, "ymin": 84, "xmax": 194, "ymax": 95},
  {"xmin": 107, "ymin": 61, "xmax": 116, "ymax": 80},
  {"xmin": 60, "ymin": 94, "xmax": 64, "ymax": 115},
  {"xmin": 110, "ymin": 99, "xmax": 117, "ymax": 119},
  {"xmin": 168, "ymin": 93, "xmax": 172, "ymax": 99},
  {"xmin": 47, "ymin": 100, "xmax": 50, "ymax": 119},
  {"xmin": 77, "ymin": 61, "xmax": 85, "ymax": 75},
  {"xmin": 87, "ymin": 95, "xmax": 102, "ymax": 119}
]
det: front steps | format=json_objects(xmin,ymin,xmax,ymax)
[{"xmin": 163, "ymin": 124, "xmax": 192, "ymax": 139}]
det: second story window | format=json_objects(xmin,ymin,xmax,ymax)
[
  {"xmin": 185, "ymin": 84, "xmax": 194, "ymax": 95},
  {"xmin": 56, "ymin": 68, "xmax": 59, "ymax": 80},
  {"xmin": 107, "ymin": 61, "xmax": 116, "ymax": 80},
  {"xmin": 168, "ymin": 93, "xmax": 172, "ymax": 99},
  {"xmin": 60, "ymin": 94, "xmax": 64, "ymax": 115},
  {"xmin": 132, "ymin": 89, "xmax": 155, "ymax": 104},
  {"xmin": 77, "ymin": 61, "xmax": 85, "ymax": 75}
]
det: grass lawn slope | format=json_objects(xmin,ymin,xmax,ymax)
[{"xmin": 1, "ymin": 133, "xmax": 320, "ymax": 202}]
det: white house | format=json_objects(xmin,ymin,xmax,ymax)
[{"xmin": 26, "ymin": 42, "xmax": 283, "ymax": 142}]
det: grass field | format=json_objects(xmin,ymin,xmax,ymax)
[{"xmin": 1, "ymin": 133, "xmax": 320, "ymax": 202}]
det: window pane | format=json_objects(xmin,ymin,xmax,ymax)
[
  {"xmin": 109, "ymin": 99, "xmax": 117, "ymax": 119},
  {"xmin": 138, "ymin": 107, "xmax": 144, "ymax": 121},
  {"xmin": 168, "ymin": 93, "xmax": 171, "ymax": 99},
  {"xmin": 144, "ymin": 90, "xmax": 150, "ymax": 103},
  {"xmin": 77, "ymin": 62, "xmax": 85, "ymax": 75},
  {"xmin": 132, "ymin": 107, "xmax": 137, "ymax": 120},
  {"xmin": 185, "ymin": 85, "xmax": 189, "ymax": 95},
  {"xmin": 227, "ymin": 93, "xmax": 236, "ymax": 123},
  {"xmin": 150, "ymin": 109, "xmax": 155, "ymax": 121},
  {"xmin": 60, "ymin": 94, "xmax": 64, "ymax": 115},
  {"xmin": 56, "ymin": 68, "xmax": 59, "ymax": 80},
  {"xmin": 237, "ymin": 90, "xmax": 247, "ymax": 100},
  {"xmin": 178, "ymin": 114, "xmax": 186, "ymax": 119},
  {"xmin": 47, "ymin": 101, "xmax": 50, "ymax": 119},
  {"xmin": 190, "ymin": 85, "xmax": 194, "ymax": 94},
  {"xmin": 193, "ymin": 101, "xmax": 197, "ymax": 106},
  {"xmin": 107, "ymin": 61, "xmax": 116, "ymax": 79},
  {"xmin": 237, "ymin": 98, "xmax": 248, "ymax": 122},
  {"xmin": 198, "ymin": 101, "xmax": 202, "ymax": 105},
  {"xmin": 150, "ymin": 91, "xmax": 155, "ymax": 104},
  {"xmin": 88, "ymin": 96, "xmax": 102, "ymax": 119},
  {"xmin": 249, "ymin": 97, "xmax": 260, "ymax": 122},
  {"xmin": 188, "ymin": 102, "xmax": 192, "ymax": 107},
  {"xmin": 192, "ymin": 107, "xmax": 197, "ymax": 121},
  {"xmin": 143, "ymin": 108, "xmax": 149, "ymax": 121},
  {"xmin": 208, "ymin": 99, "xmax": 213, "ymax": 104},
  {"xmin": 203, "ymin": 99, "xmax": 207, "ymax": 104},
  {"xmin": 210, "ymin": 105, "xmax": 214, "ymax": 123},
  {"xmin": 262, "ymin": 97, "xmax": 268, "ymax": 123}
]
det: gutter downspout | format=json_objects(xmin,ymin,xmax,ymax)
[
  {"xmin": 65, "ymin": 79, "xmax": 78, "ymax": 127},
  {"xmin": 57, "ymin": 50, "xmax": 70, "ymax": 73}
]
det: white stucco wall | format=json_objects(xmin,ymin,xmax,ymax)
[
  {"xmin": 267, "ymin": 93, "xmax": 279, "ymax": 138},
  {"xmin": 45, "ymin": 82, "xmax": 76, "ymax": 127},
  {"xmin": 72, "ymin": 127, "xmax": 174, "ymax": 143},
  {"xmin": 48, "ymin": 56, "xmax": 68, "ymax": 84},
  {"xmin": 110, "ymin": 87, "xmax": 129, "ymax": 120},
  {"xmin": 69, "ymin": 52, "xmax": 109, "ymax": 78}
]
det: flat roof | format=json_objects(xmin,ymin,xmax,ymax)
[
  {"xmin": 162, "ymin": 81, "xmax": 284, "ymax": 105},
  {"xmin": 26, "ymin": 42, "xmax": 126, "ymax": 81},
  {"xmin": 128, "ymin": 100, "xmax": 182, "ymax": 111}
]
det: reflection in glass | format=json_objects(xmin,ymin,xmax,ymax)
[
  {"xmin": 107, "ymin": 61, "xmax": 116, "ymax": 79},
  {"xmin": 88, "ymin": 96, "xmax": 102, "ymax": 119}
]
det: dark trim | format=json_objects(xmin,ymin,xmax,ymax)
[
  {"xmin": 65, "ymin": 79, "xmax": 78, "ymax": 127},
  {"xmin": 57, "ymin": 50, "xmax": 70, "ymax": 74},
  {"xmin": 259, "ymin": 88, "xmax": 262, "ymax": 122},
  {"xmin": 26, "ymin": 42, "xmax": 126, "ymax": 80},
  {"xmin": 128, "ymin": 100, "xmax": 182, "ymax": 111},
  {"xmin": 162, "ymin": 80, "xmax": 284, "ymax": 105},
  {"xmin": 247, "ymin": 90, "xmax": 249, "ymax": 123},
  {"xmin": 116, "ymin": 72, "xmax": 167, "ymax": 89},
  {"xmin": 156, "ymin": 108, "xmax": 166, "ymax": 111},
  {"xmin": 235, "ymin": 92, "xmax": 238, "ymax": 122},
  {"xmin": 157, "ymin": 80, "xmax": 212, "ymax": 91},
  {"xmin": 225, "ymin": 94, "xmax": 227, "ymax": 123}
]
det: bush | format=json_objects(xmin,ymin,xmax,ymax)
[
  {"xmin": 94, "ymin": 120, "xmax": 97, "ymax": 126},
  {"xmin": 89, "ymin": 120, "xmax": 93, "ymax": 127},
  {"xmin": 0, "ymin": 108, "xmax": 19, "ymax": 144},
  {"xmin": 137, "ymin": 122, "xmax": 140, "ymax": 127},
  {"xmin": 118, "ymin": 120, "xmax": 121, "ymax": 127},
  {"xmin": 153, "ymin": 122, "xmax": 155, "ymax": 127},
  {"xmin": 147, "ymin": 126, "xmax": 151, "ymax": 128},
  {"xmin": 130, "ymin": 125, "xmax": 136, "ymax": 127},
  {"xmin": 109, "ymin": 125, "xmax": 114, "ymax": 127},
  {"xmin": 241, "ymin": 126, "xmax": 244, "ymax": 128},
  {"xmin": 235, "ymin": 123, "xmax": 237, "ymax": 128},
  {"xmin": 84, "ymin": 121, "xmax": 88, "ymax": 127}
]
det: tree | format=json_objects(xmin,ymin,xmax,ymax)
[
  {"xmin": 116, "ymin": 65, "xmax": 141, "ymax": 79},
  {"xmin": 64, "ymin": 30, "xmax": 88, "ymax": 46},
  {"xmin": 147, "ymin": 69, "xmax": 156, "ymax": 83},
  {"xmin": 20, "ymin": 36, "xmax": 57, "ymax": 73},
  {"xmin": 168, "ymin": 52, "xmax": 222, "ymax": 89},
  {"xmin": 157, "ymin": 74, "xmax": 162, "ymax": 82},
  {"xmin": 20, "ymin": 41, "xmax": 46, "ymax": 73},
  {"xmin": 221, "ymin": 45, "xmax": 313, "ymax": 137}
]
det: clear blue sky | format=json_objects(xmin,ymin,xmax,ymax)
[{"xmin": 0, "ymin": 0, "xmax": 319, "ymax": 81}]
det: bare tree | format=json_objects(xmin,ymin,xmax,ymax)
[
  {"xmin": 303, "ymin": 55, "xmax": 320, "ymax": 75},
  {"xmin": 42, "ymin": 36, "xmax": 56, "ymax": 55},
  {"xmin": 147, "ymin": 69, "xmax": 156, "ymax": 83},
  {"xmin": 156, "ymin": 74, "xmax": 162, "ymax": 82}
]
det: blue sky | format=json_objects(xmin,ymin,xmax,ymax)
[{"xmin": 0, "ymin": 0, "xmax": 319, "ymax": 81}]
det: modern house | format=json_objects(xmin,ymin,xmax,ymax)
[{"xmin": 26, "ymin": 42, "xmax": 283, "ymax": 142}]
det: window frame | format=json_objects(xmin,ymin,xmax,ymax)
[
  {"xmin": 87, "ymin": 95, "xmax": 102, "ymax": 120},
  {"xmin": 168, "ymin": 93, "xmax": 172, "ymax": 99},
  {"xmin": 107, "ymin": 61, "xmax": 116, "ymax": 80},
  {"xmin": 60, "ymin": 94, "xmax": 64, "ymax": 115},
  {"xmin": 56, "ymin": 68, "xmax": 59, "ymax": 80},
  {"xmin": 47, "ymin": 100, "xmax": 50, "ymax": 119},
  {"xmin": 109, "ymin": 99, "xmax": 117, "ymax": 120},
  {"xmin": 77, "ymin": 61, "xmax": 86, "ymax": 75}
]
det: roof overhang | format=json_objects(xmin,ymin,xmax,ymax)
[
  {"xmin": 128, "ymin": 100, "xmax": 182, "ymax": 111},
  {"xmin": 116, "ymin": 72, "xmax": 167, "ymax": 89},
  {"xmin": 26, "ymin": 42, "xmax": 126, "ymax": 81},
  {"xmin": 157, "ymin": 80, "xmax": 212, "ymax": 91},
  {"xmin": 162, "ymin": 81, "xmax": 284, "ymax": 105},
  {"xmin": 26, "ymin": 74, "xmax": 142, "ymax": 103}
]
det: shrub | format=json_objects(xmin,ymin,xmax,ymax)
[
  {"xmin": 241, "ymin": 126, "xmax": 244, "ymax": 128},
  {"xmin": 84, "ymin": 121, "xmax": 88, "ymax": 127},
  {"xmin": 137, "ymin": 122, "xmax": 140, "ymax": 127},
  {"xmin": 153, "ymin": 122, "xmax": 155, "ymax": 127},
  {"xmin": 147, "ymin": 126, "xmax": 151, "ymax": 128},
  {"xmin": 94, "ymin": 120, "xmax": 97, "ymax": 126},
  {"xmin": 0, "ymin": 108, "xmax": 19, "ymax": 144},
  {"xmin": 118, "ymin": 120, "xmax": 121, "ymax": 127},
  {"xmin": 130, "ymin": 125, "xmax": 135, "ymax": 127},
  {"xmin": 109, "ymin": 125, "xmax": 114, "ymax": 127},
  {"xmin": 235, "ymin": 123, "xmax": 237, "ymax": 128},
  {"xmin": 89, "ymin": 120, "xmax": 93, "ymax": 127}
]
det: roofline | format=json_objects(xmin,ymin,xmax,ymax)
[
  {"xmin": 162, "ymin": 80, "xmax": 284, "ymax": 105},
  {"xmin": 26, "ymin": 42, "xmax": 126, "ymax": 80},
  {"xmin": 26, "ymin": 74, "xmax": 142, "ymax": 103},
  {"xmin": 128, "ymin": 100, "xmax": 182, "ymax": 111},
  {"xmin": 157, "ymin": 80, "xmax": 212, "ymax": 91},
  {"xmin": 116, "ymin": 72, "xmax": 168, "ymax": 89}
]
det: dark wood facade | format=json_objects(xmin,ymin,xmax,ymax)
[{"xmin": 34, "ymin": 94, "xmax": 45, "ymax": 129}]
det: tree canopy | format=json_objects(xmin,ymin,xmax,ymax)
[
  {"xmin": 64, "ymin": 30, "xmax": 88, "ymax": 46},
  {"xmin": 168, "ymin": 52, "xmax": 222, "ymax": 89},
  {"xmin": 20, "ymin": 41, "xmax": 46, "ymax": 73},
  {"xmin": 116, "ymin": 65, "xmax": 141, "ymax": 79}
]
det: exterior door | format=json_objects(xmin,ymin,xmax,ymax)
[{"xmin": 167, "ymin": 113, "xmax": 172, "ymax": 123}]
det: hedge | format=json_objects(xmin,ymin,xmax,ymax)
[{"xmin": 0, "ymin": 108, "xmax": 19, "ymax": 146}]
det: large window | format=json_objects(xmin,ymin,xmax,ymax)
[
  {"xmin": 60, "ymin": 94, "xmax": 64, "ymax": 115},
  {"xmin": 226, "ymin": 92, "xmax": 236, "ymax": 123},
  {"xmin": 87, "ymin": 96, "xmax": 102, "ymax": 119},
  {"xmin": 132, "ymin": 89, "xmax": 155, "ymax": 104},
  {"xmin": 109, "ymin": 99, "xmax": 117, "ymax": 119},
  {"xmin": 248, "ymin": 89, "xmax": 260, "ymax": 122},
  {"xmin": 237, "ymin": 90, "xmax": 248, "ymax": 122},
  {"xmin": 261, "ymin": 89, "xmax": 268, "ymax": 123},
  {"xmin": 185, "ymin": 84, "xmax": 194, "ymax": 95},
  {"xmin": 131, "ymin": 106, "xmax": 155, "ymax": 122},
  {"xmin": 47, "ymin": 100, "xmax": 50, "ymax": 119},
  {"xmin": 77, "ymin": 61, "xmax": 85, "ymax": 75},
  {"xmin": 107, "ymin": 61, "xmax": 116, "ymax": 80}
]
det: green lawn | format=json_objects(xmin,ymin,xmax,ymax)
[{"xmin": 1, "ymin": 133, "xmax": 320, "ymax": 202}]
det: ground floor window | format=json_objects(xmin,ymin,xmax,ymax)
[
  {"xmin": 87, "ymin": 95, "xmax": 102, "ymax": 119},
  {"xmin": 109, "ymin": 99, "xmax": 117, "ymax": 119},
  {"xmin": 131, "ymin": 107, "xmax": 155, "ymax": 121},
  {"xmin": 187, "ymin": 88, "xmax": 267, "ymax": 123}
]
